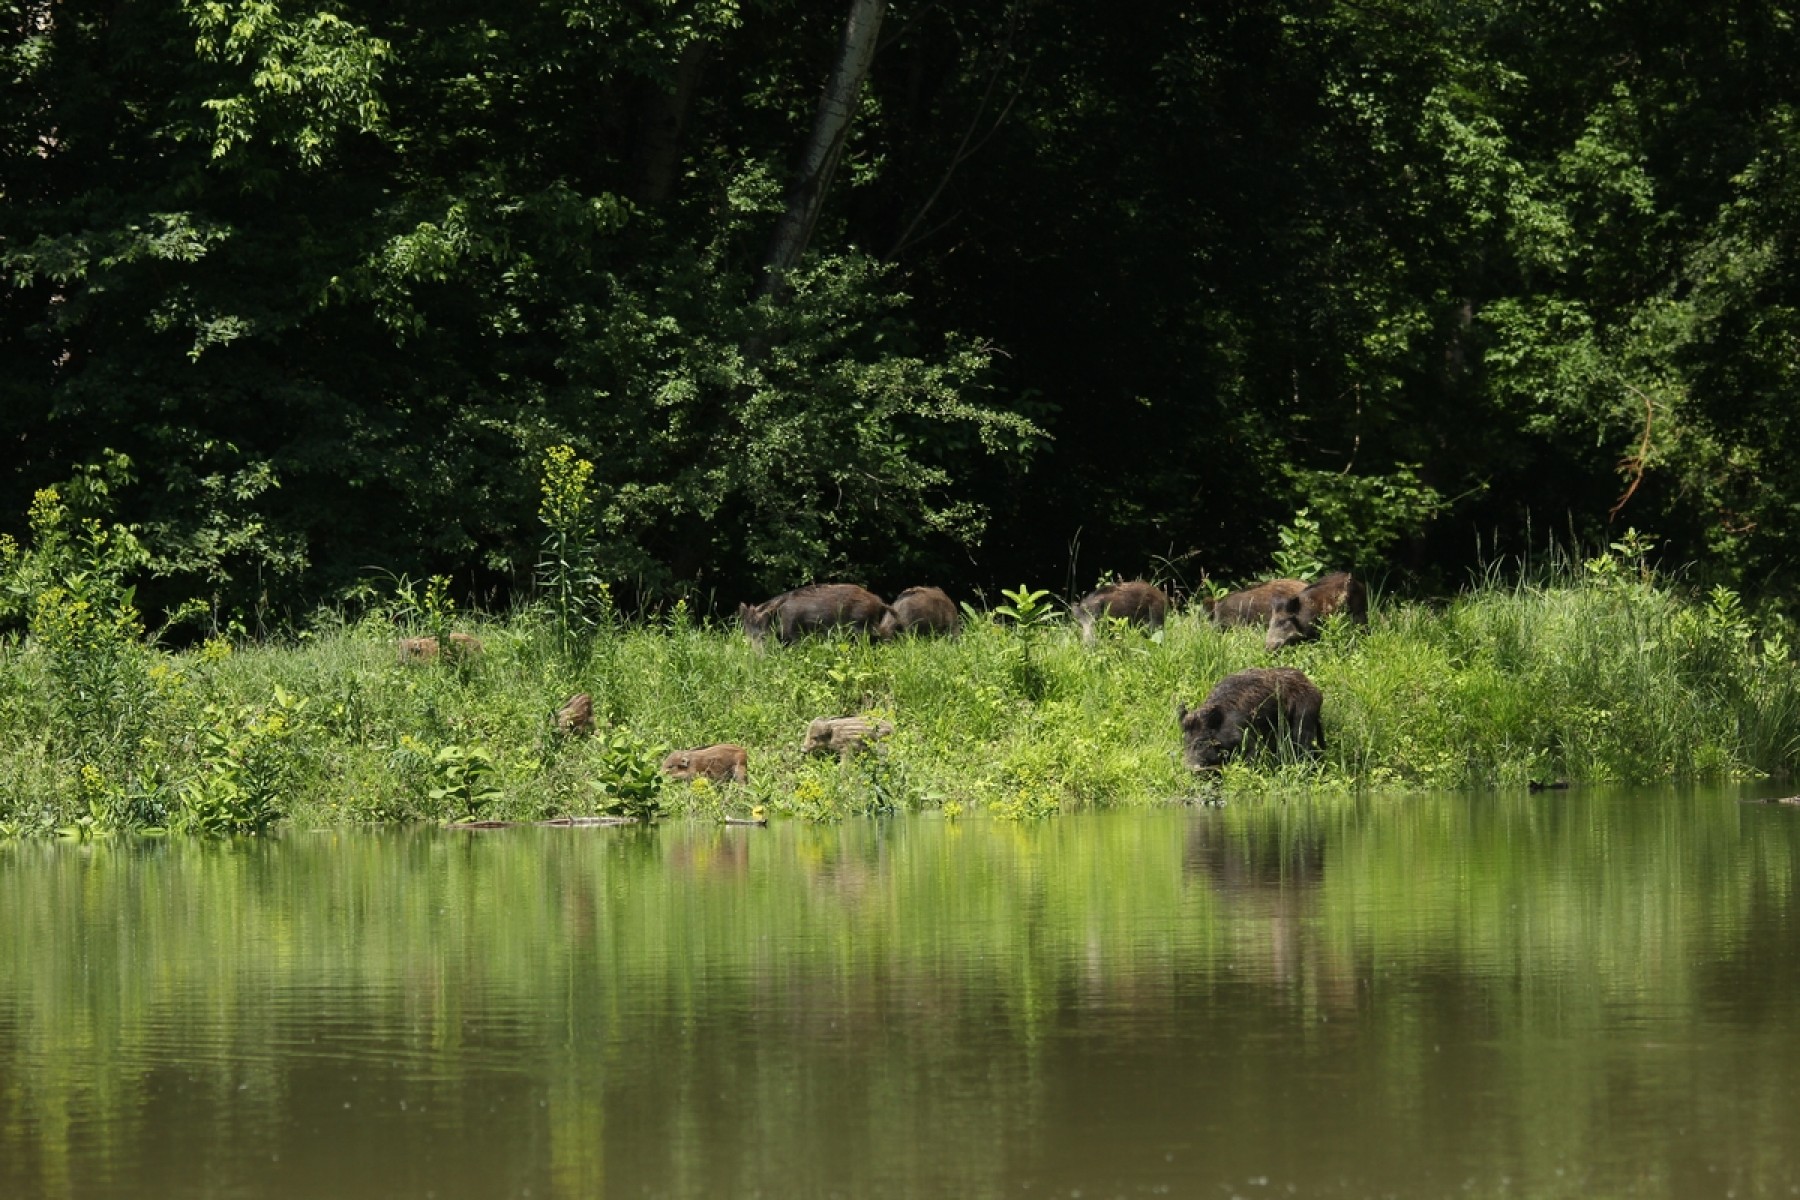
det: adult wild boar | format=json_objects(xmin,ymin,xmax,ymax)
[
  {"xmin": 661, "ymin": 744, "xmax": 750, "ymax": 784},
  {"xmin": 1072, "ymin": 580, "xmax": 1169, "ymax": 644},
  {"xmin": 1264, "ymin": 572, "xmax": 1369, "ymax": 651},
  {"xmin": 1204, "ymin": 578, "xmax": 1309, "ymax": 628},
  {"xmin": 802, "ymin": 716, "xmax": 895, "ymax": 761},
  {"xmin": 1178, "ymin": 667, "xmax": 1324, "ymax": 772},
  {"xmin": 878, "ymin": 586, "xmax": 958, "ymax": 638},
  {"xmin": 739, "ymin": 583, "xmax": 888, "ymax": 648}
]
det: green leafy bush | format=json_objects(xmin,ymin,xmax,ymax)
[
  {"xmin": 176, "ymin": 688, "xmax": 308, "ymax": 835},
  {"xmin": 588, "ymin": 726, "xmax": 666, "ymax": 823},
  {"xmin": 427, "ymin": 744, "xmax": 504, "ymax": 823}
]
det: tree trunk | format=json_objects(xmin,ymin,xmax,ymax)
[
  {"xmin": 631, "ymin": 40, "xmax": 710, "ymax": 210},
  {"xmin": 757, "ymin": 0, "xmax": 887, "ymax": 299}
]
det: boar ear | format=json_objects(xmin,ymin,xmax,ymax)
[
  {"xmin": 1280, "ymin": 596, "xmax": 1301, "ymax": 615},
  {"xmin": 1204, "ymin": 707, "xmax": 1225, "ymax": 731}
]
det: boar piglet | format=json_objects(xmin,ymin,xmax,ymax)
[
  {"xmin": 1264, "ymin": 572, "xmax": 1368, "ymax": 651},
  {"xmin": 878, "ymin": 586, "xmax": 958, "ymax": 638},
  {"xmin": 398, "ymin": 632, "xmax": 485, "ymax": 664},
  {"xmin": 555, "ymin": 692, "xmax": 595, "ymax": 736},
  {"xmin": 1205, "ymin": 578, "xmax": 1308, "ymax": 628},
  {"xmin": 1178, "ymin": 667, "xmax": 1324, "ymax": 772},
  {"xmin": 661, "ymin": 744, "xmax": 750, "ymax": 784},
  {"xmin": 739, "ymin": 584, "xmax": 888, "ymax": 649},
  {"xmin": 802, "ymin": 717, "xmax": 895, "ymax": 761},
  {"xmin": 1072, "ymin": 580, "xmax": 1168, "ymax": 644}
]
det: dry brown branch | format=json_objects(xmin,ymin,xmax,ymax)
[{"xmin": 1608, "ymin": 383, "xmax": 1656, "ymax": 522}]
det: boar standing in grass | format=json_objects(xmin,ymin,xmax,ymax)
[
  {"xmin": 802, "ymin": 716, "xmax": 895, "ymax": 761},
  {"xmin": 1073, "ymin": 580, "xmax": 1169, "ymax": 644},
  {"xmin": 1264, "ymin": 572, "xmax": 1369, "ymax": 651},
  {"xmin": 661, "ymin": 744, "xmax": 750, "ymax": 784},
  {"xmin": 1178, "ymin": 667, "xmax": 1324, "ymax": 772},
  {"xmin": 555, "ymin": 693, "xmax": 595, "ymax": 736},
  {"xmin": 739, "ymin": 583, "xmax": 889, "ymax": 649},
  {"xmin": 398, "ymin": 632, "xmax": 485, "ymax": 664},
  {"xmin": 878, "ymin": 586, "xmax": 958, "ymax": 638},
  {"xmin": 1204, "ymin": 578, "xmax": 1309, "ymax": 628}
]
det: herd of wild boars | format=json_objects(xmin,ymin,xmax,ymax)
[
  {"xmin": 722, "ymin": 573, "xmax": 1364, "ymax": 776},
  {"xmin": 413, "ymin": 570, "xmax": 1365, "ymax": 790},
  {"xmin": 728, "ymin": 573, "xmax": 1367, "ymax": 654}
]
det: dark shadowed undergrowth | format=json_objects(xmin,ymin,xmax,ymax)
[{"xmin": 2, "ymin": 550, "xmax": 1798, "ymax": 838}]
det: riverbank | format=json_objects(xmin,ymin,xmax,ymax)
[{"xmin": 2, "ymin": 559, "xmax": 1797, "ymax": 837}]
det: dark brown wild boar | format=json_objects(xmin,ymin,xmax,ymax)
[
  {"xmin": 802, "ymin": 716, "xmax": 895, "ymax": 761},
  {"xmin": 1178, "ymin": 667, "xmax": 1324, "ymax": 772},
  {"xmin": 1073, "ymin": 580, "xmax": 1169, "ymax": 644},
  {"xmin": 878, "ymin": 586, "xmax": 958, "ymax": 638},
  {"xmin": 1204, "ymin": 579, "xmax": 1309, "ymax": 628},
  {"xmin": 661, "ymin": 744, "xmax": 750, "ymax": 784},
  {"xmin": 397, "ymin": 632, "xmax": 485, "ymax": 664},
  {"xmin": 738, "ymin": 584, "xmax": 888, "ymax": 648},
  {"xmin": 1264, "ymin": 572, "xmax": 1369, "ymax": 651}
]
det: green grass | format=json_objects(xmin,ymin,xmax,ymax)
[{"xmin": 2, "ymin": 569, "xmax": 1798, "ymax": 837}]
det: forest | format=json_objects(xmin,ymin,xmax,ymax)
[{"xmin": 5, "ymin": 0, "xmax": 1800, "ymax": 624}]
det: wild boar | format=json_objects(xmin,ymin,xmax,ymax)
[
  {"xmin": 1073, "ymin": 580, "xmax": 1169, "ymax": 644},
  {"xmin": 1178, "ymin": 667, "xmax": 1324, "ymax": 772},
  {"xmin": 738, "ymin": 583, "xmax": 889, "ymax": 649},
  {"xmin": 661, "ymin": 743, "xmax": 750, "ymax": 784},
  {"xmin": 1264, "ymin": 572, "xmax": 1369, "ymax": 651},
  {"xmin": 801, "ymin": 716, "xmax": 895, "ymax": 761},
  {"xmin": 555, "ymin": 692, "xmax": 595, "ymax": 736},
  {"xmin": 1204, "ymin": 578, "xmax": 1309, "ymax": 628},
  {"xmin": 878, "ymin": 586, "xmax": 958, "ymax": 638},
  {"xmin": 397, "ymin": 631, "xmax": 485, "ymax": 664}
]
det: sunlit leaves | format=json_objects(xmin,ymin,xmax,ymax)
[{"xmin": 185, "ymin": 1, "xmax": 392, "ymax": 167}]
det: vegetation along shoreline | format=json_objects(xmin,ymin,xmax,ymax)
[{"xmin": 3, "ymin": 490, "xmax": 1797, "ymax": 838}]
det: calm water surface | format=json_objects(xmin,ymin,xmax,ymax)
[{"xmin": 4, "ymin": 785, "xmax": 1800, "ymax": 1199}]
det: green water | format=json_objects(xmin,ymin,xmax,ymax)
[{"xmin": 3, "ymin": 786, "xmax": 1799, "ymax": 1199}]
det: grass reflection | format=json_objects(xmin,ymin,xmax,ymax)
[{"xmin": 2, "ymin": 791, "xmax": 1798, "ymax": 1197}]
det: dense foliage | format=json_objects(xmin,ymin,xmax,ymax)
[{"xmin": 5, "ymin": 1, "xmax": 1800, "ymax": 620}]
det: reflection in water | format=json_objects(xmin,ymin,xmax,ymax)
[
  {"xmin": 1, "ymin": 786, "xmax": 1798, "ymax": 1198},
  {"xmin": 1184, "ymin": 809, "xmax": 1362, "ymax": 1018}
]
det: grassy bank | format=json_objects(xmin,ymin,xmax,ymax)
[{"xmin": 2, "ymin": 555, "xmax": 1798, "ymax": 837}]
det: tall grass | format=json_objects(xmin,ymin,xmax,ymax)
[{"xmin": 2, "ymin": 553, "xmax": 1798, "ymax": 836}]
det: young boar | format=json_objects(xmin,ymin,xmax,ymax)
[
  {"xmin": 1178, "ymin": 667, "xmax": 1324, "ymax": 772},
  {"xmin": 1204, "ymin": 578, "xmax": 1309, "ymax": 628},
  {"xmin": 397, "ymin": 632, "xmax": 485, "ymax": 664},
  {"xmin": 555, "ymin": 693, "xmax": 595, "ymax": 736},
  {"xmin": 877, "ymin": 586, "xmax": 958, "ymax": 638},
  {"xmin": 1264, "ymin": 572, "xmax": 1369, "ymax": 651},
  {"xmin": 1072, "ymin": 580, "xmax": 1169, "ymax": 644},
  {"xmin": 801, "ymin": 716, "xmax": 895, "ymax": 761},
  {"xmin": 738, "ymin": 584, "xmax": 889, "ymax": 649},
  {"xmin": 661, "ymin": 744, "xmax": 750, "ymax": 784}
]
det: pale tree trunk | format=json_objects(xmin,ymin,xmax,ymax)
[{"xmin": 757, "ymin": 0, "xmax": 887, "ymax": 299}]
